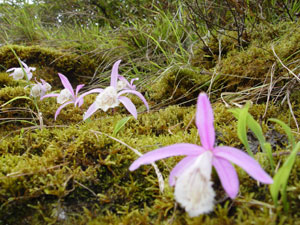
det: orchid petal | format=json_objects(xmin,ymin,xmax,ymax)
[
  {"xmin": 118, "ymin": 96, "xmax": 137, "ymax": 119},
  {"xmin": 214, "ymin": 146, "xmax": 273, "ymax": 184},
  {"xmin": 41, "ymin": 93, "xmax": 60, "ymax": 100},
  {"xmin": 6, "ymin": 68, "xmax": 16, "ymax": 72},
  {"xmin": 40, "ymin": 79, "xmax": 46, "ymax": 85},
  {"xmin": 130, "ymin": 78, "xmax": 139, "ymax": 86},
  {"xmin": 54, "ymin": 101, "xmax": 73, "ymax": 120},
  {"xmin": 20, "ymin": 61, "xmax": 29, "ymax": 70},
  {"xmin": 213, "ymin": 156, "xmax": 239, "ymax": 199},
  {"xmin": 169, "ymin": 156, "xmax": 197, "ymax": 186},
  {"xmin": 75, "ymin": 84, "xmax": 85, "ymax": 96},
  {"xmin": 75, "ymin": 88, "xmax": 103, "ymax": 105},
  {"xmin": 27, "ymin": 72, "xmax": 33, "ymax": 81},
  {"xmin": 78, "ymin": 98, "xmax": 84, "ymax": 107},
  {"xmin": 129, "ymin": 144, "xmax": 205, "ymax": 171},
  {"xmin": 83, "ymin": 102, "xmax": 99, "ymax": 120},
  {"xmin": 118, "ymin": 89, "xmax": 149, "ymax": 111},
  {"xmin": 58, "ymin": 73, "xmax": 75, "ymax": 96},
  {"xmin": 118, "ymin": 75, "xmax": 131, "ymax": 86},
  {"xmin": 196, "ymin": 93, "xmax": 215, "ymax": 150},
  {"xmin": 110, "ymin": 60, "xmax": 121, "ymax": 88}
]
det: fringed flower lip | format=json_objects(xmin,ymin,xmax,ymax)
[
  {"xmin": 129, "ymin": 93, "xmax": 273, "ymax": 217},
  {"xmin": 41, "ymin": 73, "xmax": 84, "ymax": 120},
  {"xmin": 76, "ymin": 60, "xmax": 149, "ymax": 120}
]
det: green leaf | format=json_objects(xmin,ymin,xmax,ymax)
[
  {"xmin": 113, "ymin": 117, "xmax": 131, "ymax": 136},
  {"xmin": 263, "ymin": 142, "xmax": 275, "ymax": 172},
  {"xmin": 246, "ymin": 114, "xmax": 265, "ymax": 146},
  {"xmin": 270, "ymin": 142, "xmax": 300, "ymax": 210},
  {"xmin": 268, "ymin": 118, "xmax": 295, "ymax": 149},
  {"xmin": 236, "ymin": 103, "xmax": 254, "ymax": 157},
  {"xmin": 1, "ymin": 96, "xmax": 33, "ymax": 107}
]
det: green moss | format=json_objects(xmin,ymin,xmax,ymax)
[
  {"xmin": 148, "ymin": 66, "xmax": 212, "ymax": 105},
  {"xmin": 0, "ymin": 95, "xmax": 299, "ymax": 224}
]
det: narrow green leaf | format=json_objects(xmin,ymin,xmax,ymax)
[
  {"xmin": 1, "ymin": 96, "xmax": 33, "ymax": 107},
  {"xmin": 268, "ymin": 118, "xmax": 295, "ymax": 149},
  {"xmin": 113, "ymin": 117, "xmax": 131, "ymax": 136},
  {"xmin": 246, "ymin": 114, "xmax": 265, "ymax": 147},
  {"xmin": 270, "ymin": 142, "xmax": 300, "ymax": 208},
  {"xmin": 236, "ymin": 103, "xmax": 254, "ymax": 157},
  {"xmin": 263, "ymin": 142, "xmax": 275, "ymax": 172}
]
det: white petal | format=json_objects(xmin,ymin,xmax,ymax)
[{"xmin": 174, "ymin": 151, "xmax": 215, "ymax": 217}]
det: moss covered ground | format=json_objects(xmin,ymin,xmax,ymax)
[{"xmin": 0, "ymin": 6, "xmax": 300, "ymax": 225}]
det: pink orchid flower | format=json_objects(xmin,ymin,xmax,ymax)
[
  {"xmin": 30, "ymin": 78, "xmax": 52, "ymax": 99},
  {"xmin": 6, "ymin": 60, "xmax": 36, "ymax": 81},
  {"xmin": 129, "ymin": 93, "xmax": 273, "ymax": 217},
  {"xmin": 76, "ymin": 60, "xmax": 149, "ymax": 120},
  {"xmin": 41, "ymin": 73, "xmax": 84, "ymax": 120},
  {"xmin": 117, "ymin": 75, "xmax": 138, "ymax": 91}
]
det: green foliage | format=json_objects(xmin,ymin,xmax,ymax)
[
  {"xmin": 230, "ymin": 105, "xmax": 276, "ymax": 171},
  {"xmin": 113, "ymin": 116, "xmax": 132, "ymax": 136},
  {"xmin": 269, "ymin": 118, "xmax": 298, "ymax": 211},
  {"xmin": 271, "ymin": 142, "xmax": 300, "ymax": 212}
]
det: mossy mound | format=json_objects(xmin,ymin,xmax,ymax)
[
  {"xmin": 148, "ymin": 66, "xmax": 213, "ymax": 106},
  {"xmin": 0, "ymin": 99, "xmax": 299, "ymax": 224},
  {"xmin": 219, "ymin": 22, "xmax": 300, "ymax": 92},
  {"xmin": 0, "ymin": 45, "xmax": 98, "ymax": 88}
]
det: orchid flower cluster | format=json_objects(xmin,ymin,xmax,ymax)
[
  {"xmin": 41, "ymin": 60, "xmax": 148, "ymax": 120},
  {"xmin": 6, "ymin": 60, "xmax": 52, "ymax": 99},
  {"xmin": 7, "ymin": 59, "xmax": 149, "ymax": 121},
  {"xmin": 130, "ymin": 93, "xmax": 273, "ymax": 217}
]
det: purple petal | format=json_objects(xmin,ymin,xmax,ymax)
[
  {"xmin": 58, "ymin": 73, "xmax": 74, "ymax": 96},
  {"xmin": 169, "ymin": 156, "xmax": 197, "ymax": 186},
  {"xmin": 77, "ymin": 98, "xmax": 84, "ymax": 107},
  {"xmin": 20, "ymin": 61, "xmax": 29, "ymax": 70},
  {"xmin": 118, "ymin": 89, "xmax": 149, "ymax": 111},
  {"xmin": 196, "ymin": 93, "xmax": 215, "ymax": 150},
  {"xmin": 83, "ymin": 102, "xmax": 99, "ymax": 120},
  {"xmin": 41, "ymin": 93, "xmax": 60, "ymax": 100},
  {"xmin": 75, "ymin": 84, "xmax": 85, "ymax": 96},
  {"xmin": 129, "ymin": 144, "xmax": 205, "ymax": 171},
  {"xmin": 110, "ymin": 60, "xmax": 121, "ymax": 88},
  {"xmin": 213, "ymin": 156, "xmax": 239, "ymax": 199},
  {"xmin": 214, "ymin": 146, "xmax": 273, "ymax": 184},
  {"xmin": 27, "ymin": 72, "xmax": 33, "ymax": 80},
  {"xmin": 54, "ymin": 101, "xmax": 73, "ymax": 120},
  {"xmin": 118, "ymin": 96, "xmax": 137, "ymax": 119},
  {"xmin": 75, "ymin": 88, "xmax": 103, "ymax": 106},
  {"xmin": 118, "ymin": 75, "xmax": 131, "ymax": 86},
  {"xmin": 40, "ymin": 79, "xmax": 46, "ymax": 84},
  {"xmin": 130, "ymin": 78, "xmax": 139, "ymax": 86},
  {"xmin": 6, "ymin": 68, "xmax": 16, "ymax": 72}
]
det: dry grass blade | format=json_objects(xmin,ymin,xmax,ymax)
[{"xmin": 272, "ymin": 45, "xmax": 300, "ymax": 83}]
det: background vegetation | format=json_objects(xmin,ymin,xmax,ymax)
[{"xmin": 0, "ymin": 0, "xmax": 299, "ymax": 224}]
